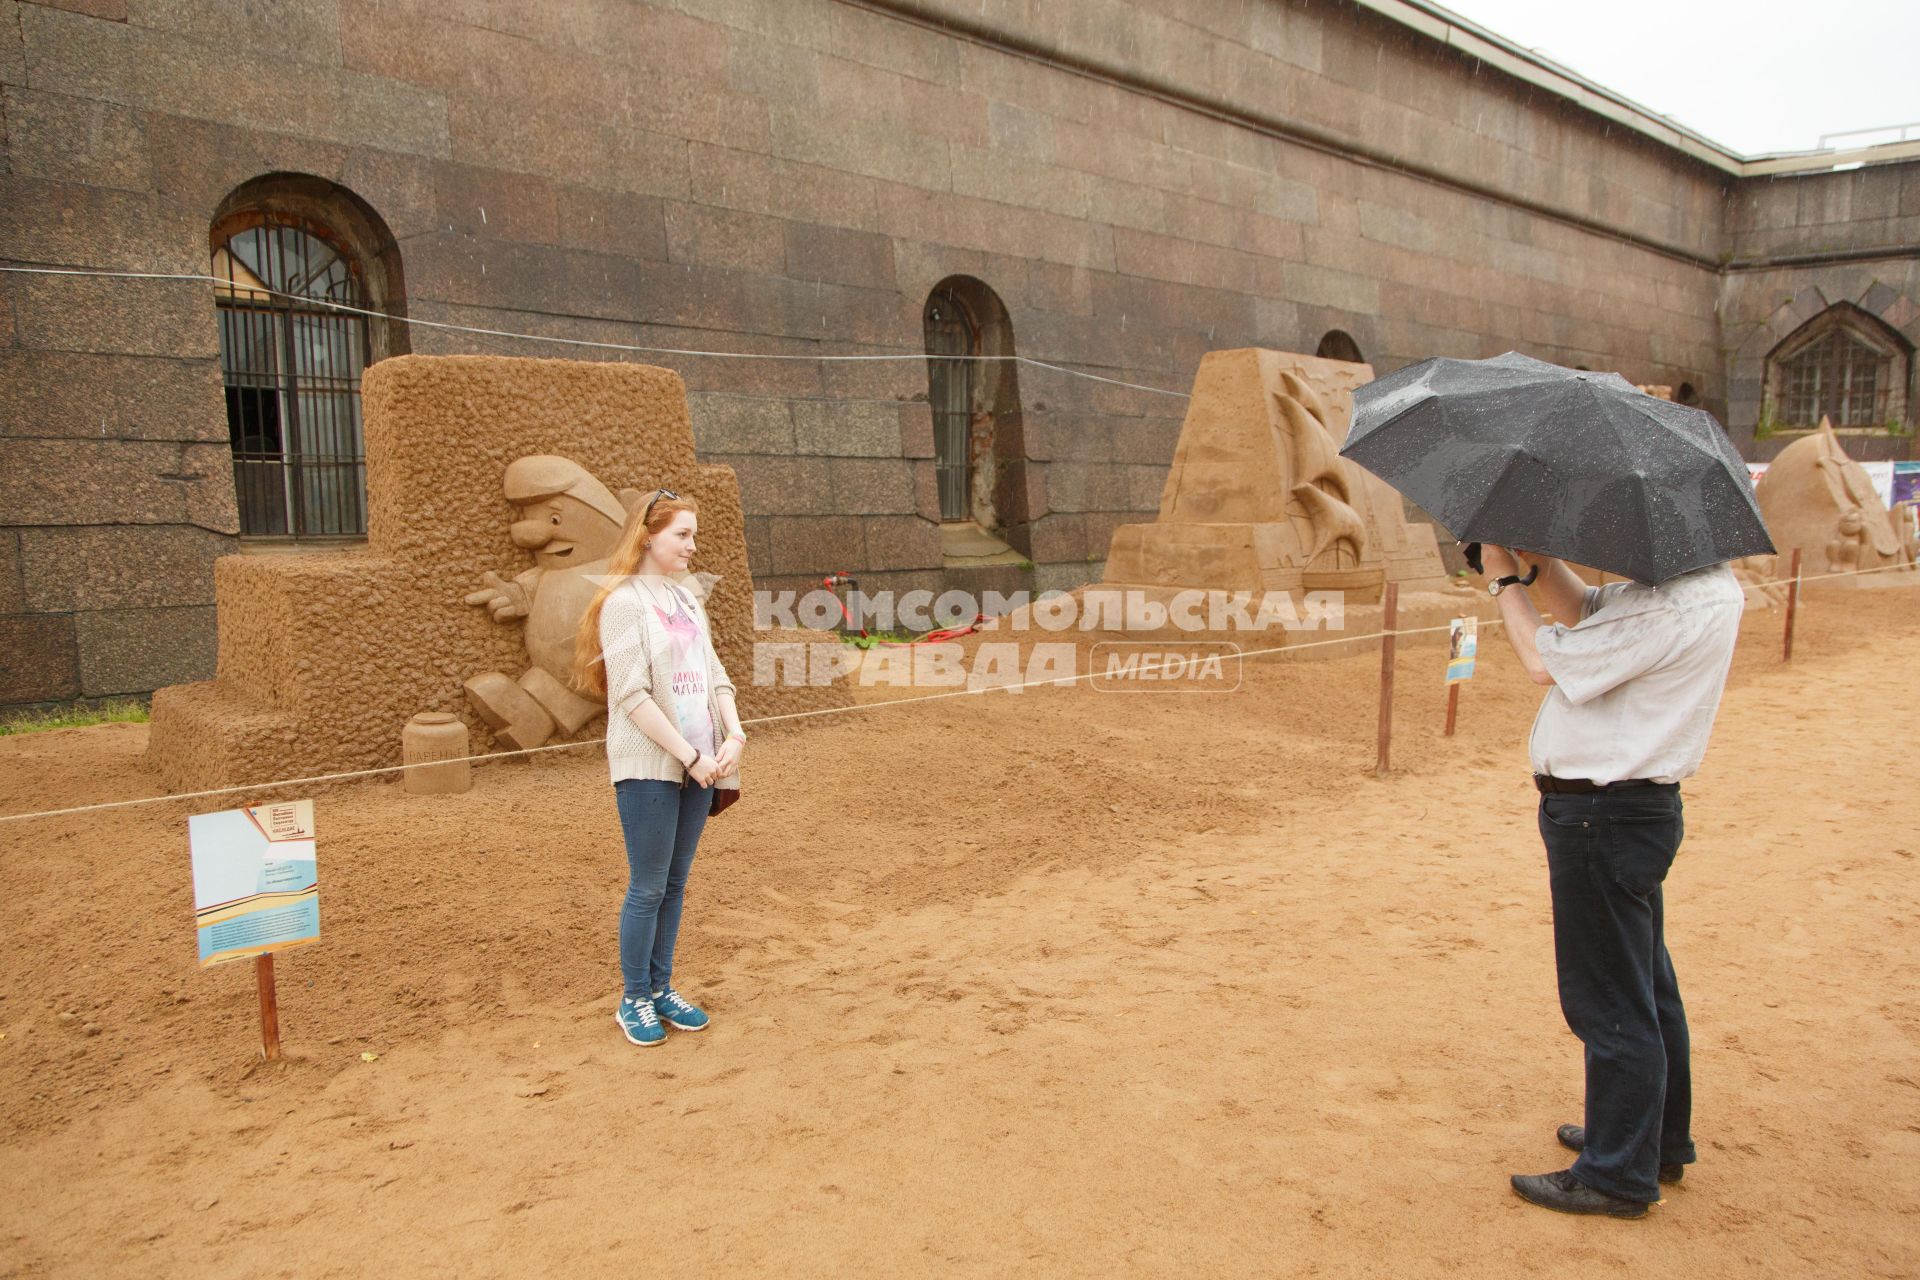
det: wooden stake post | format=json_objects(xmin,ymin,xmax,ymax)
[
  {"xmin": 1444, "ymin": 682, "xmax": 1460, "ymax": 737},
  {"xmin": 1783, "ymin": 548, "xmax": 1802, "ymax": 661},
  {"xmin": 1376, "ymin": 583, "xmax": 1399, "ymax": 776},
  {"xmin": 255, "ymin": 952, "xmax": 282, "ymax": 1061}
]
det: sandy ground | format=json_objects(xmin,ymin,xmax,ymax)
[{"xmin": 1, "ymin": 583, "xmax": 1917, "ymax": 1278}]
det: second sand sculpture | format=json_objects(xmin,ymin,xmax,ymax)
[
  {"xmin": 1755, "ymin": 418, "xmax": 1913, "ymax": 579},
  {"xmin": 1102, "ymin": 348, "xmax": 1447, "ymax": 600}
]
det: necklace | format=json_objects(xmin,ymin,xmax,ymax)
[{"xmin": 634, "ymin": 575, "xmax": 696, "ymax": 626}]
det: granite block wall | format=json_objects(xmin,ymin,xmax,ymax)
[{"xmin": 1, "ymin": 0, "xmax": 1914, "ymax": 711}]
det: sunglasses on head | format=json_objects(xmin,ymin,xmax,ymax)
[{"xmin": 642, "ymin": 488, "xmax": 679, "ymax": 523}]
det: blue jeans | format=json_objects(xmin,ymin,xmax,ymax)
[
  {"xmin": 615, "ymin": 779, "xmax": 713, "ymax": 1000},
  {"xmin": 1538, "ymin": 786, "xmax": 1697, "ymax": 1202}
]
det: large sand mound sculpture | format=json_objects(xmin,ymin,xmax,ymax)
[
  {"xmin": 1755, "ymin": 418, "xmax": 1913, "ymax": 581},
  {"xmin": 148, "ymin": 356, "xmax": 842, "ymax": 792},
  {"xmin": 1101, "ymin": 349, "xmax": 1449, "ymax": 601}
]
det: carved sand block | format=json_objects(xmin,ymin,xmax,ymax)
[
  {"xmin": 402, "ymin": 712, "xmax": 471, "ymax": 795},
  {"xmin": 1755, "ymin": 418, "xmax": 1913, "ymax": 581},
  {"xmin": 1102, "ymin": 349, "xmax": 1449, "ymax": 604},
  {"xmin": 148, "ymin": 356, "xmax": 841, "ymax": 793}
]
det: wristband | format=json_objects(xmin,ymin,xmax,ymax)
[
  {"xmin": 684, "ymin": 751, "xmax": 702, "ymax": 770},
  {"xmin": 727, "ymin": 730, "xmax": 746, "ymax": 744}
]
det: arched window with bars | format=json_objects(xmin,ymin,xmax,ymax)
[
  {"xmin": 210, "ymin": 175, "xmax": 407, "ymax": 540},
  {"xmin": 923, "ymin": 277, "xmax": 1024, "ymax": 530},
  {"xmin": 1764, "ymin": 303, "xmax": 1910, "ymax": 432},
  {"xmin": 214, "ymin": 216, "xmax": 372, "ymax": 536}
]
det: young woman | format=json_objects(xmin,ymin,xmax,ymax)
[{"xmin": 574, "ymin": 490, "xmax": 745, "ymax": 1047}]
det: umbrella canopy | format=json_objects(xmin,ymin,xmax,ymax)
[{"xmin": 1342, "ymin": 351, "xmax": 1774, "ymax": 585}]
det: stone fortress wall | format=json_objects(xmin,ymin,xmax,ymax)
[{"xmin": 1, "ymin": 0, "xmax": 1915, "ymax": 711}]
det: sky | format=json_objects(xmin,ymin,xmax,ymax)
[{"xmin": 1432, "ymin": 0, "xmax": 1920, "ymax": 157}]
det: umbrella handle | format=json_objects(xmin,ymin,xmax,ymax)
[{"xmin": 1460, "ymin": 542, "xmax": 1538, "ymax": 585}]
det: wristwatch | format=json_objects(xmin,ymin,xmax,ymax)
[{"xmin": 1488, "ymin": 565, "xmax": 1540, "ymax": 596}]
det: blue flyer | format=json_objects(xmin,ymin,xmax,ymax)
[
  {"xmin": 1446, "ymin": 617, "xmax": 1479, "ymax": 684},
  {"xmin": 188, "ymin": 800, "xmax": 320, "ymax": 967}
]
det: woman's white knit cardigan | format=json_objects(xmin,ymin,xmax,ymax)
[{"xmin": 598, "ymin": 578, "xmax": 739, "ymax": 791}]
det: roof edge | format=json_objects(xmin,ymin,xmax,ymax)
[{"xmin": 1355, "ymin": 0, "xmax": 1920, "ymax": 176}]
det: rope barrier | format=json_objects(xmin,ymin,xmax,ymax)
[
  {"xmin": 3, "ymin": 560, "xmax": 1913, "ymax": 826},
  {"xmin": 0, "ymin": 265, "xmax": 1194, "ymax": 401}
]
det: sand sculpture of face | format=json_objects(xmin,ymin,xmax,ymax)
[
  {"xmin": 509, "ymin": 492, "xmax": 624, "ymax": 571},
  {"xmin": 505, "ymin": 457, "xmax": 630, "ymax": 570}
]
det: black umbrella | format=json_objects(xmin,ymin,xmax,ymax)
[{"xmin": 1341, "ymin": 351, "xmax": 1774, "ymax": 585}]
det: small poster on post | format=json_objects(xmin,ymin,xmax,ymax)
[
  {"xmin": 1861, "ymin": 460, "xmax": 1895, "ymax": 511},
  {"xmin": 189, "ymin": 800, "xmax": 320, "ymax": 968},
  {"xmin": 1446, "ymin": 617, "xmax": 1478, "ymax": 684}
]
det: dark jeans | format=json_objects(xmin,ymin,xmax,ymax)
[
  {"xmin": 1538, "ymin": 786, "xmax": 1698, "ymax": 1202},
  {"xmin": 614, "ymin": 778, "xmax": 713, "ymax": 1000}
]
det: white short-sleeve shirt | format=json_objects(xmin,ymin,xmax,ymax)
[{"xmin": 1528, "ymin": 564, "xmax": 1745, "ymax": 785}]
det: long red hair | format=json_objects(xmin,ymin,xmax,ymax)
[{"xmin": 572, "ymin": 495, "xmax": 699, "ymax": 699}]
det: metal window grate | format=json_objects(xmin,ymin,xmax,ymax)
[
  {"xmin": 213, "ymin": 222, "xmax": 371, "ymax": 537},
  {"xmin": 925, "ymin": 293, "xmax": 975, "ymax": 522},
  {"xmin": 1779, "ymin": 327, "xmax": 1885, "ymax": 428}
]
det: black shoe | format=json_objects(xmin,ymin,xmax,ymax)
[
  {"xmin": 1510, "ymin": 1169, "xmax": 1651, "ymax": 1218},
  {"xmin": 1557, "ymin": 1124, "xmax": 1686, "ymax": 1183}
]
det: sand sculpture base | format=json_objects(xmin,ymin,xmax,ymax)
[
  {"xmin": 1100, "ymin": 349, "xmax": 1451, "ymax": 605},
  {"xmin": 150, "ymin": 357, "xmax": 847, "ymax": 792}
]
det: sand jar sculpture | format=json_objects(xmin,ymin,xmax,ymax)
[{"xmin": 401, "ymin": 711, "xmax": 471, "ymax": 795}]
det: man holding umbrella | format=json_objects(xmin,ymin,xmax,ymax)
[
  {"xmin": 1344, "ymin": 353, "xmax": 1773, "ymax": 1218},
  {"xmin": 1479, "ymin": 543, "xmax": 1743, "ymax": 1216}
]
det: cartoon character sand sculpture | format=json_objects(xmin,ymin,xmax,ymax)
[
  {"xmin": 460, "ymin": 457, "xmax": 639, "ymax": 750},
  {"xmin": 147, "ymin": 355, "xmax": 840, "ymax": 793},
  {"xmin": 1753, "ymin": 417, "xmax": 1913, "ymax": 582}
]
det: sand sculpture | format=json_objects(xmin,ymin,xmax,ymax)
[
  {"xmin": 149, "ymin": 356, "xmax": 843, "ymax": 792},
  {"xmin": 1100, "ymin": 349, "xmax": 1449, "ymax": 602},
  {"xmin": 401, "ymin": 712, "xmax": 471, "ymax": 795},
  {"xmin": 462, "ymin": 455, "xmax": 642, "ymax": 749},
  {"xmin": 1754, "ymin": 418, "xmax": 1912, "ymax": 579},
  {"xmin": 1729, "ymin": 556, "xmax": 1789, "ymax": 608}
]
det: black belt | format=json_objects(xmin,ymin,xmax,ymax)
[{"xmin": 1534, "ymin": 774, "xmax": 1676, "ymax": 794}]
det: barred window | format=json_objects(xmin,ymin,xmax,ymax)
[
  {"xmin": 1778, "ymin": 327, "xmax": 1884, "ymax": 427},
  {"xmin": 1766, "ymin": 305, "xmax": 1908, "ymax": 431},
  {"xmin": 213, "ymin": 217, "xmax": 372, "ymax": 537}
]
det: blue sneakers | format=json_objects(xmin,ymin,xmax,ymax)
[
  {"xmin": 615, "ymin": 995, "xmax": 666, "ymax": 1046},
  {"xmin": 651, "ymin": 988, "xmax": 709, "ymax": 1032}
]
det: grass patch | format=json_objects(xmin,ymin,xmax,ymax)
[{"xmin": 0, "ymin": 699, "xmax": 150, "ymax": 737}]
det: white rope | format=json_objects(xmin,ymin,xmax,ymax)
[
  {"xmin": 0, "ymin": 617, "xmax": 1470, "ymax": 824},
  {"xmin": 0, "ymin": 265, "xmax": 1193, "ymax": 400},
  {"xmin": 5, "ymin": 560, "xmax": 1912, "ymax": 826}
]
